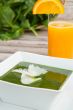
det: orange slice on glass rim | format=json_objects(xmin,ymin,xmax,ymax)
[{"xmin": 33, "ymin": 0, "xmax": 64, "ymax": 14}]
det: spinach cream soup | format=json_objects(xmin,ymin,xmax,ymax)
[{"xmin": 0, "ymin": 62, "xmax": 67, "ymax": 90}]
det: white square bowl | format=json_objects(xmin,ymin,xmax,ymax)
[
  {"xmin": 0, "ymin": 100, "xmax": 34, "ymax": 110},
  {"xmin": 0, "ymin": 51, "xmax": 73, "ymax": 110}
]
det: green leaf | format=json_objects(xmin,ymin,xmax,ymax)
[
  {"xmin": 0, "ymin": 33, "xmax": 12, "ymax": 40},
  {"xmin": 11, "ymin": 28, "xmax": 23, "ymax": 39},
  {"xmin": 43, "ymin": 19, "xmax": 48, "ymax": 27},
  {"xmin": 0, "ymin": 5, "xmax": 15, "ymax": 27},
  {"xmin": 22, "ymin": 19, "xmax": 30, "ymax": 28},
  {"xmin": 7, "ymin": 0, "xmax": 25, "ymax": 4}
]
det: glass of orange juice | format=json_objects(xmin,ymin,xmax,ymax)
[{"xmin": 48, "ymin": 21, "xmax": 73, "ymax": 59}]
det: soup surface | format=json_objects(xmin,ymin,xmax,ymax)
[{"xmin": 0, "ymin": 62, "xmax": 67, "ymax": 90}]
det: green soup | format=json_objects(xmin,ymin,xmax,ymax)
[{"xmin": 0, "ymin": 62, "xmax": 68, "ymax": 90}]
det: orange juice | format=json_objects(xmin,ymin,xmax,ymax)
[{"xmin": 48, "ymin": 21, "xmax": 73, "ymax": 59}]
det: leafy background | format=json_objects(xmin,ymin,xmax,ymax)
[{"xmin": 0, "ymin": 0, "xmax": 57, "ymax": 40}]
